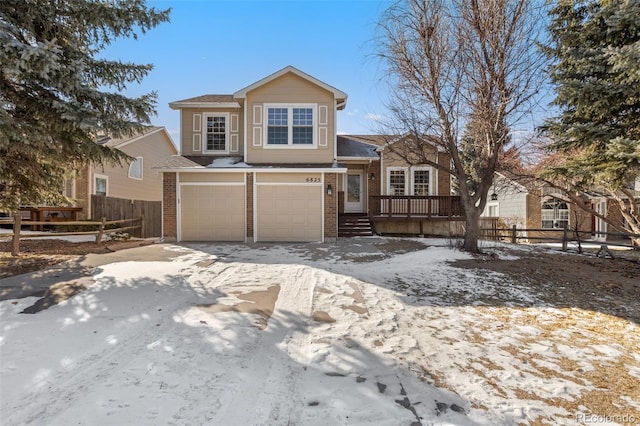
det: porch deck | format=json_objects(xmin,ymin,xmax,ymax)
[{"xmin": 369, "ymin": 195, "xmax": 464, "ymax": 220}]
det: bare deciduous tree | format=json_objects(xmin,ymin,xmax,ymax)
[{"xmin": 377, "ymin": 0, "xmax": 547, "ymax": 252}]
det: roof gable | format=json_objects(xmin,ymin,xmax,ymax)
[
  {"xmin": 378, "ymin": 133, "xmax": 443, "ymax": 152},
  {"xmin": 494, "ymin": 172, "xmax": 530, "ymax": 193},
  {"xmin": 99, "ymin": 127, "xmax": 177, "ymax": 154},
  {"xmin": 233, "ymin": 66, "xmax": 347, "ymax": 106}
]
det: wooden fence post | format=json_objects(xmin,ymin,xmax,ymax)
[
  {"xmin": 511, "ymin": 225, "xmax": 517, "ymax": 244},
  {"xmin": 140, "ymin": 214, "xmax": 145, "ymax": 238},
  {"xmin": 11, "ymin": 213, "xmax": 21, "ymax": 256},
  {"xmin": 562, "ymin": 225, "xmax": 568, "ymax": 251},
  {"xmin": 96, "ymin": 217, "xmax": 106, "ymax": 244}
]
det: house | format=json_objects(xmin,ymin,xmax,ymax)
[
  {"xmin": 65, "ymin": 126, "xmax": 178, "ymax": 220},
  {"xmin": 157, "ymin": 66, "xmax": 458, "ymax": 243},
  {"xmin": 482, "ymin": 173, "xmax": 640, "ymax": 243},
  {"xmin": 582, "ymin": 178, "xmax": 640, "ymax": 243},
  {"xmin": 482, "ymin": 172, "xmax": 594, "ymax": 241}
]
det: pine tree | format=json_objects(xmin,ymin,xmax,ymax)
[
  {"xmin": 542, "ymin": 0, "xmax": 640, "ymax": 236},
  {"xmin": 0, "ymin": 0, "xmax": 170, "ymax": 211}
]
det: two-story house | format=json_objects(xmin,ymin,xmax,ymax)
[
  {"xmin": 71, "ymin": 126, "xmax": 178, "ymax": 220},
  {"xmin": 157, "ymin": 66, "xmax": 457, "ymax": 242}
]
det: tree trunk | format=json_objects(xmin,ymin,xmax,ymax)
[{"xmin": 463, "ymin": 203, "xmax": 481, "ymax": 253}]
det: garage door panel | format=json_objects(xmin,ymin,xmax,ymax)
[
  {"xmin": 290, "ymin": 202, "xmax": 307, "ymax": 214},
  {"xmin": 180, "ymin": 185, "xmax": 245, "ymax": 242},
  {"xmin": 256, "ymin": 184, "xmax": 322, "ymax": 242},
  {"xmin": 290, "ymin": 214, "xmax": 308, "ymax": 226},
  {"xmin": 307, "ymin": 198, "xmax": 322, "ymax": 209}
]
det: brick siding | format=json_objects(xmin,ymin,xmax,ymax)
[
  {"xmin": 437, "ymin": 152, "xmax": 452, "ymax": 196},
  {"xmin": 75, "ymin": 165, "xmax": 91, "ymax": 219},
  {"xmin": 246, "ymin": 172, "xmax": 254, "ymax": 239},
  {"xmin": 526, "ymin": 192, "xmax": 592, "ymax": 241},
  {"xmin": 324, "ymin": 173, "xmax": 337, "ymax": 240},
  {"xmin": 163, "ymin": 172, "xmax": 177, "ymax": 240}
]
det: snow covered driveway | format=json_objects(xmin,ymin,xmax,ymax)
[{"xmin": 1, "ymin": 239, "xmax": 638, "ymax": 425}]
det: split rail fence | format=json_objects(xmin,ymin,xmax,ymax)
[
  {"xmin": 0, "ymin": 214, "xmax": 142, "ymax": 256},
  {"xmin": 480, "ymin": 224, "xmax": 639, "ymax": 252}
]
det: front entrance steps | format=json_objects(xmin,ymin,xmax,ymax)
[{"xmin": 338, "ymin": 214, "xmax": 375, "ymax": 238}]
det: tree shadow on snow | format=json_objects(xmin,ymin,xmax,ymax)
[{"xmin": 1, "ymin": 268, "xmax": 476, "ymax": 426}]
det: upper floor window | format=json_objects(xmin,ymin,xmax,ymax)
[
  {"xmin": 204, "ymin": 113, "xmax": 229, "ymax": 153},
  {"xmin": 541, "ymin": 200, "xmax": 569, "ymax": 229},
  {"xmin": 265, "ymin": 104, "xmax": 316, "ymax": 147},
  {"xmin": 94, "ymin": 174, "xmax": 108, "ymax": 196},
  {"xmin": 128, "ymin": 157, "xmax": 143, "ymax": 180}
]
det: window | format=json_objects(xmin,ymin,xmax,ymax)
[
  {"xmin": 541, "ymin": 200, "xmax": 569, "ymax": 229},
  {"xmin": 265, "ymin": 104, "xmax": 315, "ymax": 146},
  {"xmin": 94, "ymin": 175, "xmax": 108, "ymax": 196},
  {"xmin": 486, "ymin": 203, "xmax": 499, "ymax": 217},
  {"xmin": 267, "ymin": 108, "xmax": 288, "ymax": 145},
  {"xmin": 63, "ymin": 178, "xmax": 76, "ymax": 198},
  {"xmin": 388, "ymin": 168, "xmax": 407, "ymax": 195},
  {"xmin": 204, "ymin": 113, "xmax": 228, "ymax": 153},
  {"xmin": 292, "ymin": 107, "xmax": 313, "ymax": 144},
  {"xmin": 412, "ymin": 168, "xmax": 431, "ymax": 195},
  {"xmin": 128, "ymin": 157, "xmax": 143, "ymax": 180}
]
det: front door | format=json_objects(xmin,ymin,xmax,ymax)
[{"xmin": 345, "ymin": 171, "xmax": 364, "ymax": 213}]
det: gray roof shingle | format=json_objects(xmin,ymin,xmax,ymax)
[
  {"xmin": 337, "ymin": 136, "xmax": 380, "ymax": 159},
  {"xmin": 171, "ymin": 94, "xmax": 235, "ymax": 104}
]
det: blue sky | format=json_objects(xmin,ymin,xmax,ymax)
[{"xmin": 104, "ymin": 0, "xmax": 395, "ymax": 142}]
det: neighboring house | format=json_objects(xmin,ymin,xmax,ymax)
[
  {"xmin": 65, "ymin": 126, "xmax": 177, "ymax": 219},
  {"xmin": 482, "ymin": 172, "xmax": 594, "ymax": 241},
  {"xmin": 157, "ymin": 66, "xmax": 458, "ymax": 243},
  {"xmin": 583, "ymin": 178, "xmax": 640, "ymax": 242}
]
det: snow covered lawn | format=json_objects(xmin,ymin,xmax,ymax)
[{"xmin": 1, "ymin": 239, "xmax": 638, "ymax": 425}]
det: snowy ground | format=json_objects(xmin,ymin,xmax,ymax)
[{"xmin": 1, "ymin": 238, "xmax": 638, "ymax": 425}]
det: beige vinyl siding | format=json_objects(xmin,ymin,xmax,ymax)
[
  {"xmin": 180, "ymin": 172, "xmax": 244, "ymax": 183},
  {"xmin": 255, "ymin": 172, "xmax": 321, "ymax": 184},
  {"xmin": 380, "ymin": 147, "xmax": 436, "ymax": 195},
  {"xmin": 381, "ymin": 140, "xmax": 445, "ymax": 196},
  {"xmin": 246, "ymin": 72, "xmax": 335, "ymax": 164},
  {"xmin": 90, "ymin": 131, "xmax": 177, "ymax": 202},
  {"xmin": 180, "ymin": 107, "xmax": 244, "ymax": 156}
]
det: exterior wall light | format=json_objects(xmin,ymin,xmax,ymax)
[
  {"xmin": 327, "ymin": 184, "xmax": 333, "ymax": 196},
  {"xmin": 370, "ymin": 173, "xmax": 375, "ymax": 181},
  {"xmin": 491, "ymin": 192, "xmax": 498, "ymax": 201}
]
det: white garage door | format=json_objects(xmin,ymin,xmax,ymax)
[
  {"xmin": 180, "ymin": 185, "xmax": 245, "ymax": 241},
  {"xmin": 256, "ymin": 185, "xmax": 322, "ymax": 242}
]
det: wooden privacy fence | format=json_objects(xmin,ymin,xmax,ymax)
[
  {"xmin": 91, "ymin": 195, "xmax": 161, "ymax": 238},
  {"xmin": 0, "ymin": 214, "xmax": 142, "ymax": 256}
]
